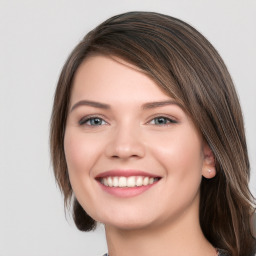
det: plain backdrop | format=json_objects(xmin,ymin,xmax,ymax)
[{"xmin": 1, "ymin": 0, "xmax": 255, "ymax": 255}]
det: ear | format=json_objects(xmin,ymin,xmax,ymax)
[{"xmin": 202, "ymin": 141, "xmax": 216, "ymax": 179}]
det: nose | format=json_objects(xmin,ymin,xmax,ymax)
[{"xmin": 105, "ymin": 124, "xmax": 145, "ymax": 160}]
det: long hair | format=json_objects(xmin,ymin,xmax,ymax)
[{"xmin": 50, "ymin": 12, "xmax": 256, "ymax": 255}]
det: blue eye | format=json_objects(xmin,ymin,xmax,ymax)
[
  {"xmin": 149, "ymin": 116, "xmax": 177, "ymax": 125},
  {"xmin": 79, "ymin": 117, "xmax": 107, "ymax": 126}
]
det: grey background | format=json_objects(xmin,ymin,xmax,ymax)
[{"xmin": 1, "ymin": 0, "xmax": 255, "ymax": 255}]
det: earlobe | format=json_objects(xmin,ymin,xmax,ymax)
[
  {"xmin": 202, "ymin": 142, "xmax": 216, "ymax": 179},
  {"xmin": 202, "ymin": 167, "xmax": 216, "ymax": 179}
]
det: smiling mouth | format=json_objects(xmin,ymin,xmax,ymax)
[{"xmin": 98, "ymin": 176, "xmax": 161, "ymax": 188}]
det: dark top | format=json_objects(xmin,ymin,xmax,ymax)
[{"xmin": 103, "ymin": 248, "xmax": 230, "ymax": 256}]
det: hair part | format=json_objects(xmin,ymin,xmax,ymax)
[{"xmin": 50, "ymin": 11, "xmax": 256, "ymax": 256}]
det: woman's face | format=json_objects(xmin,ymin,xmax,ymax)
[{"xmin": 64, "ymin": 55, "xmax": 212, "ymax": 230}]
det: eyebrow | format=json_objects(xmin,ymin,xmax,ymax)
[
  {"xmin": 142, "ymin": 100, "xmax": 182, "ymax": 109},
  {"xmin": 70, "ymin": 99, "xmax": 182, "ymax": 112},
  {"xmin": 70, "ymin": 100, "xmax": 110, "ymax": 112}
]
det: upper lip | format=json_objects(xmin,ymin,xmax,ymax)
[{"xmin": 95, "ymin": 169, "xmax": 161, "ymax": 179}]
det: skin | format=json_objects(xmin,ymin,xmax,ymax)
[{"xmin": 64, "ymin": 55, "xmax": 216, "ymax": 256}]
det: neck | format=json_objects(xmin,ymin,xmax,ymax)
[{"xmin": 105, "ymin": 200, "xmax": 216, "ymax": 256}]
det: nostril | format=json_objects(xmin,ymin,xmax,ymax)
[
  {"xmin": 104, "ymin": 130, "xmax": 146, "ymax": 159},
  {"xmin": 106, "ymin": 144, "xmax": 145, "ymax": 159},
  {"xmin": 111, "ymin": 154, "xmax": 142, "ymax": 159}
]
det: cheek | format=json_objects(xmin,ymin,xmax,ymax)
[
  {"xmin": 149, "ymin": 128, "xmax": 204, "ymax": 191},
  {"xmin": 149, "ymin": 128, "xmax": 203, "ymax": 167},
  {"xmin": 148, "ymin": 131, "xmax": 203, "ymax": 219},
  {"xmin": 63, "ymin": 128, "xmax": 105, "ymax": 218},
  {"xmin": 63, "ymin": 128, "xmax": 105, "ymax": 198},
  {"xmin": 64, "ymin": 129, "xmax": 101, "ymax": 173}
]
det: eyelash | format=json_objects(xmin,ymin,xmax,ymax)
[
  {"xmin": 147, "ymin": 116, "xmax": 177, "ymax": 126},
  {"xmin": 78, "ymin": 115, "xmax": 177, "ymax": 127},
  {"xmin": 79, "ymin": 115, "xmax": 108, "ymax": 126}
]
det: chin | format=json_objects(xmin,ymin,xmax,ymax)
[
  {"xmin": 105, "ymin": 220, "xmax": 154, "ymax": 231},
  {"xmin": 99, "ymin": 213, "xmax": 156, "ymax": 231}
]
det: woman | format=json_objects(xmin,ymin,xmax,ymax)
[{"xmin": 50, "ymin": 12, "xmax": 256, "ymax": 256}]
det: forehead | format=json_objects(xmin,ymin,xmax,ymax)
[{"xmin": 71, "ymin": 55, "xmax": 173, "ymax": 103}]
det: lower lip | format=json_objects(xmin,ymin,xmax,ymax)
[{"xmin": 97, "ymin": 181, "xmax": 159, "ymax": 198}]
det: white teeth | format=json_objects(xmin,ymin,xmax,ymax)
[
  {"xmin": 136, "ymin": 176, "xmax": 143, "ymax": 186},
  {"xmin": 113, "ymin": 177, "xmax": 119, "ymax": 187},
  {"xmin": 149, "ymin": 177, "xmax": 154, "ymax": 184},
  {"xmin": 107, "ymin": 177, "xmax": 113, "ymax": 187},
  {"xmin": 103, "ymin": 178, "xmax": 108, "ymax": 186},
  {"xmin": 127, "ymin": 176, "xmax": 136, "ymax": 187},
  {"xmin": 119, "ymin": 177, "xmax": 127, "ymax": 187},
  {"xmin": 101, "ymin": 176, "xmax": 159, "ymax": 188},
  {"xmin": 143, "ymin": 177, "xmax": 149, "ymax": 186}
]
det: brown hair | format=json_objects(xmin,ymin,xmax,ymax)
[{"xmin": 50, "ymin": 12, "xmax": 256, "ymax": 255}]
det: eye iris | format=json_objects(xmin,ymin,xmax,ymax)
[
  {"xmin": 90, "ymin": 118, "xmax": 102, "ymax": 125},
  {"xmin": 155, "ymin": 117, "xmax": 167, "ymax": 125}
]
